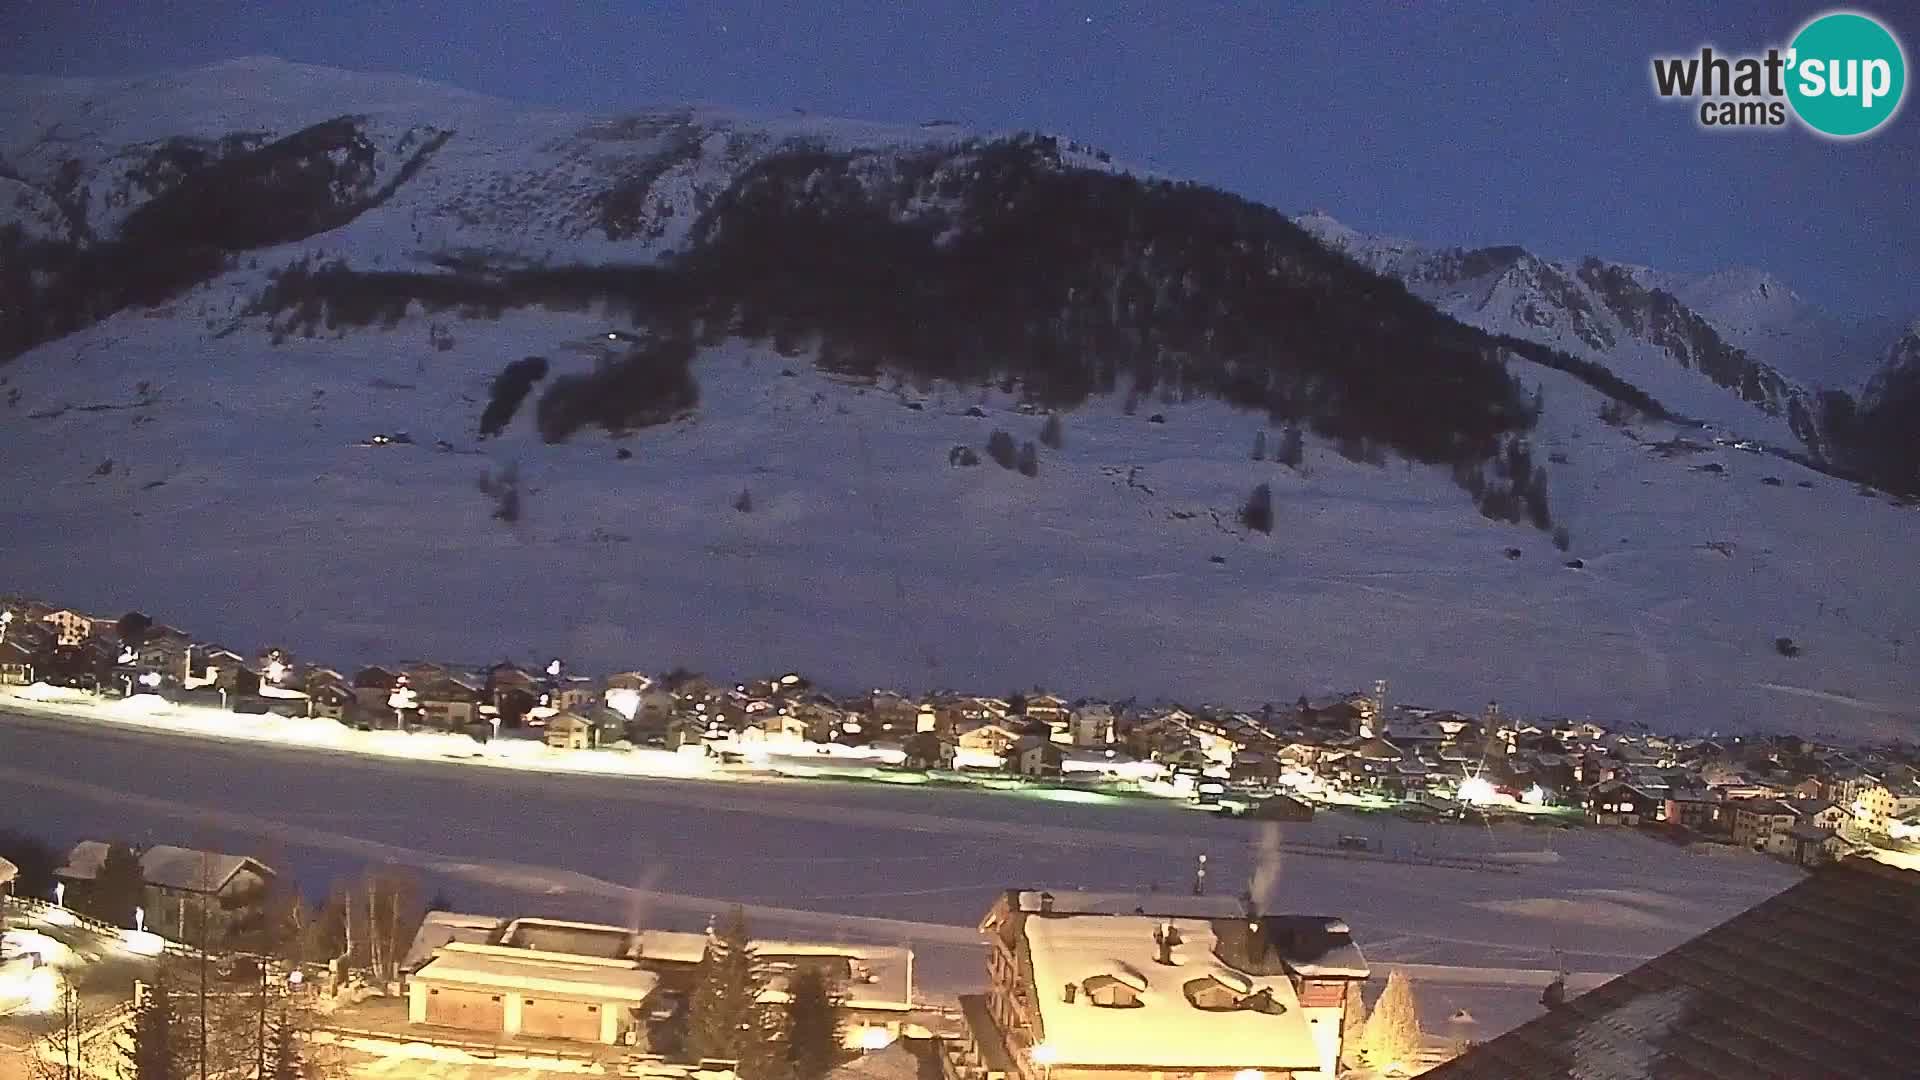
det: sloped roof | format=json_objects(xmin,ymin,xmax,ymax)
[
  {"xmin": 1422, "ymin": 858, "xmax": 1920, "ymax": 1079},
  {"xmin": 139, "ymin": 845, "xmax": 272, "ymax": 893},
  {"xmin": 58, "ymin": 841, "xmax": 270, "ymax": 894}
]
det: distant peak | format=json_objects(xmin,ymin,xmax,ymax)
[
  {"xmin": 1292, "ymin": 209, "xmax": 1355, "ymax": 238},
  {"xmin": 1696, "ymin": 265, "xmax": 1800, "ymax": 301}
]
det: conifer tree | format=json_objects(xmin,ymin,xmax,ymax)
[
  {"xmin": 268, "ymin": 1006, "xmax": 303, "ymax": 1080},
  {"xmin": 1338, "ymin": 979, "xmax": 1368, "ymax": 1072},
  {"xmin": 985, "ymin": 430, "xmax": 1017, "ymax": 469},
  {"xmin": 1252, "ymin": 429, "xmax": 1267, "ymax": 461},
  {"xmin": 1276, "ymin": 424, "xmax": 1305, "ymax": 467},
  {"xmin": 125, "ymin": 975, "xmax": 181, "ymax": 1080},
  {"xmin": 686, "ymin": 907, "xmax": 765, "ymax": 1064},
  {"xmin": 1040, "ymin": 413, "xmax": 1064, "ymax": 450},
  {"xmin": 784, "ymin": 967, "xmax": 844, "ymax": 1080},
  {"xmin": 1240, "ymin": 483, "xmax": 1273, "ymax": 534},
  {"xmin": 1363, "ymin": 969, "xmax": 1423, "ymax": 1071},
  {"xmin": 90, "ymin": 842, "xmax": 145, "ymax": 928},
  {"xmin": 741, "ymin": 994, "xmax": 792, "ymax": 1080}
]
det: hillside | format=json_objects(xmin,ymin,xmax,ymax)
[{"xmin": 1, "ymin": 58, "xmax": 1916, "ymax": 736}]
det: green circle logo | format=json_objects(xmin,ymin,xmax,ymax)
[{"xmin": 1787, "ymin": 11, "xmax": 1907, "ymax": 137}]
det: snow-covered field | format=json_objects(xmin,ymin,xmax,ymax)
[
  {"xmin": 0, "ymin": 706, "xmax": 1798, "ymax": 1038},
  {"xmin": 3, "ymin": 296, "xmax": 1917, "ymax": 737}
]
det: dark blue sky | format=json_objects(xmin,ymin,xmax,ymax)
[{"xmin": 5, "ymin": 1, "xmax": 1914, "ymax": 314}]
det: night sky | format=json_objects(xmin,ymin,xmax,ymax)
[{"xmin": 5, "ymin": 1, "xmax": 1914, "ymax": 314}]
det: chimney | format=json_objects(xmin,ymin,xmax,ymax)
[
  {"xmin": 1039, "ymin": 891, "xmax": 1055, "ymax": 914},
  {"xmin": 1063, "ymin": 982, "xmax": 1076, "ymax": 1004},
  {"xmin": 1153, "ymin": 921, "xmax": 1183, "ymax": 965}
]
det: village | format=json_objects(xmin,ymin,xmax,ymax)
[
  {"xmin": 6, "ymin": 593, "xmax": 1920, "ymax": 1077},
  {"xmin": 5, "ymin": 595, "xmax": 1920, "ymax": 873}
]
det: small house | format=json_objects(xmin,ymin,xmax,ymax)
[
  {"xmin": 417, "ymin": 677, "xmax": 483, "ymax": 730},
  {"xmin": 0, "ymin": 640, "xmax": 35, "ymax": 686},
  {"xmin": 545, "ymin": 711, "xmax": 600, "ymax": 751},
  {"xmin": 1012, "ymin": 735, "xmax": 1064, "ymax": 778},
  {"xmin": 904, "ymin": 730, "xmax": 958, "ymax": 771},
  {"xmin": 58, "ymin": 842, "xmax": 275, "ymax": 941},
  {"xmin": 1587, "ymin": 779, "xmax": 1665, "ymax": 826}
]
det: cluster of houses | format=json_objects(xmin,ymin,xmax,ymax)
[{"xmin": 7, "ymin": 596, "xmax": 1919, "ymax": 869}]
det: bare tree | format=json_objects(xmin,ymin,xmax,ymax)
[{"xmin": 30, "ymin": 985, "xmax": 110, "ymax": 1080}]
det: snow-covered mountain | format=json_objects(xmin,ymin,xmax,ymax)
[
  {"xmin": 1292, "ymin": 210, "xmax": 1910, "ymax": 454},
  {"xmin": 2, "ymin": 59, "xmax": 1916, "ymax": 737},
  {"xmin": 1637, "ymin": 266, "xmax": 1900, "ymax": 394}
]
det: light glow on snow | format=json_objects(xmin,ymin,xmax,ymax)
[{"xmin": 1457, "ymin": 777, "xmax": 1499, "ymax": 806}]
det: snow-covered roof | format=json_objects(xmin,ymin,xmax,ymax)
[
  {"xmin": 140, "ymin": 845, "xmax": 270, "ymax": 893},
  {"xmin": 635, "ymin": 930, "xmax": 912, "ymax": 1010},
  {"xmin": 404, "ymin": 912, "xmax": 506, "ymax": 971},
  {"xmin": 57, "ymin": 841, "xmax": 110, "ymax": 882},
  {"xmin": 500, "ymin": 918, "xmax": 635, "ymax": 958},
  {"xmin": 413, "ymin": 942, "xmax": 659, "ymax": 1003},
  {"xmin": 58, "ymin": 842, "xmax": 269, "ymax": 894},
  {"xmin": 1022, "ymin": 915, "xmax": 1321, "ymax": 1070}
]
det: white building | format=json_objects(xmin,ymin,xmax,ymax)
[
  {"xmin": 409, "ymin": 941, "xmax": 658, "ymax": 1044},
  {"xmin": 971, "ymin": 890, "xmax": 1370, "ymax": 1080},
  {"xmin": 1068, "ymin": 703, "xmax": 1115, "ymax": 748},
  {"xmin": 1854, "ymin": 783, "xmax": 1920, "ymax": 835}
]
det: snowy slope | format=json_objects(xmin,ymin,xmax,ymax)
[
  {"xmin": 1, "ymin": 60, "xmax": 1916, "ymax": 738},
  {"xmin": 1654, "ymin": 266, "xmax": 1901, "ymax": 393},
  {"xmin": 2, "ymin": 293, "xmax": 1916, "ymax": 739},
  {"xmin": 0, "ymin": 57, "xmax": 984, "ymax": 268}
]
